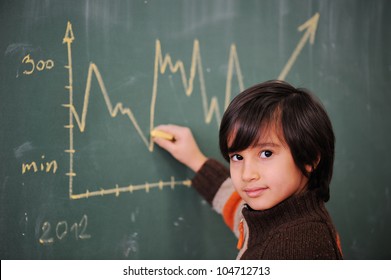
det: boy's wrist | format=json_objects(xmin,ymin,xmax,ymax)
[{"xmin": 188, "ymin": 154, "xmax": 208, "ymax": 173}]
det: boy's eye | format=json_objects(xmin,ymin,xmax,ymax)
[
  {"xmin": 260, "ymin": 150, "xmax": 273, "ymax": 158},
  {"xmin": 230, "ymin": 154, "xmax": 243, "ymax": 162}
]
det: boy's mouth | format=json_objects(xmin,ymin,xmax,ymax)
[{"xmin": 243, "ymin": 187, "xmax": 268, "ymax": 198}]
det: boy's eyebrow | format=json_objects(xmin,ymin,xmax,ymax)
[
  {"xmin": 227, "ymin": 142, "xmax": 280, "ymax": 153},
  {"xmin": 254, "ymin": 142, "xmax": 280, "ymax": 148}
]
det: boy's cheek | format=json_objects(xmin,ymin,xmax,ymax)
[{"xmin": 231, "ymin": 178, "xmax": 243, "ymax": 196}]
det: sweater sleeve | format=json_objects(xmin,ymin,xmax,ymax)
[
  {"xmin": 191, "ymin": 158, "xmax": 230, "ymax": 204},
  {"xmin": 191, "ymin": 158, "xmax": 244, "ymax": 238}
]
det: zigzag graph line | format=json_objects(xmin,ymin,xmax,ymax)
[{"xmin": 62, "ymin": 22, "xmax": 244, "ymax": 199}]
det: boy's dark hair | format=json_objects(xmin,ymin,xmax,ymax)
[{"xmin": 219, "ymin": 80, "xmax": 335, "ymax": 202}]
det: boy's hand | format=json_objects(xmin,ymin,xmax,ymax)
[{"xmin": 152, "ymin": 124, "xmax": 207, "ymax": 172}]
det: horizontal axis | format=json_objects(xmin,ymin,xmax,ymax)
[{"xmin": 69, "ymin": 177, "xmax": 191, "ymax": 200}]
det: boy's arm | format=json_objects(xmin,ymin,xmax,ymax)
[{"xmin": 192, "ymin": 159, "xmax": 244, "ymax": 238}]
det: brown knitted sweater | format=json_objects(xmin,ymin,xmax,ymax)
[{"xmin": 192, "ymin": 159, "xmax": 343, "ymax": 260}]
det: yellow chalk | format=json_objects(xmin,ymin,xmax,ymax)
[{"xmin": 151, "ymin": 129, "xmax": 175, "ymax": 141}]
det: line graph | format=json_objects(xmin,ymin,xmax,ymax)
[{"xmin": 62, "ymin": 13, "xmax": 320, "ymax": 200}]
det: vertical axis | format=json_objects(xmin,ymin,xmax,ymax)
[{"xmin": 63, "ymin": 22, "xmax": 76, "ymax": 199}]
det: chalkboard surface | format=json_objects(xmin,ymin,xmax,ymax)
[{"xmin": 1, "ymin": 0, "xmax": 390, "ymax": 259}]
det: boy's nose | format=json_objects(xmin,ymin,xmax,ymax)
[{"xmin": 241, "ymin": 160, "xmax": 260, "ymax": 182}]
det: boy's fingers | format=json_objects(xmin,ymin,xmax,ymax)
[
  {"xmin": 153, "ymin": 136, "xmax": 175, "ymax": 153},
  {"xmin": 153, "ymin": 124, "xmax": 184, "ymax": 139}
]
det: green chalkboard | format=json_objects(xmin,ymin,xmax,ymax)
[{"xmin": 1, "ymin": 0, "xmax": 390, "ymax": 259}]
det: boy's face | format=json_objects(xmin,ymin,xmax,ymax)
[{"xmin": 228, "ymin": 127, "xmax": 310, "ymax": 211}]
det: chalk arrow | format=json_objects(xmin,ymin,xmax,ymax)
[
  {"xmin": 278, "ymin": 12, "xmax": 320, "ymax": 80},
  {"xmin": 63, "ymin": 21, "xmax": 75, "ymax": 44}
]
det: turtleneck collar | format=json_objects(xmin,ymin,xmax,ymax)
[{"xmin": 242, "ymin": 191, "xmax": 329, "ymax": 247}]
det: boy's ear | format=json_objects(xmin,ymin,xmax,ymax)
[
  {"xmin": 305, "ymin": 156, "xmax": 321, "ymax": 173},
  {"xmin": 305, "ymin": 164, "xmax": 313, "ymax": 173}
]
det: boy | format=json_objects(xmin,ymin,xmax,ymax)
[{"xmin": 153, "ymin": 80, "xmax": 342, "ymax": 259}]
